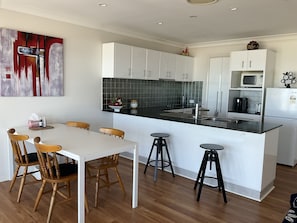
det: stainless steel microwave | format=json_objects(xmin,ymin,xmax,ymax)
[{"xmin": 240, "ymin": 72, "xmax": 263, "ymax": 88}]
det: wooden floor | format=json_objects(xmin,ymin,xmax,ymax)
[{"xmin": 0, "ymin": 158, "xmax": 295, "ymax": 223}]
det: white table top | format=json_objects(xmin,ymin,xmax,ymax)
[{"xmin": 16, "ymin": 123, "xmax": 137, "ymax": 161}]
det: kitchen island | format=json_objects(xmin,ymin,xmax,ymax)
[{"xmin": 103, "ymin": 107, "xmax": 281, "ymax": 202}]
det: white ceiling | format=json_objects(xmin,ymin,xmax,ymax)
[{"xmin": 1, "ymin": 0, "xmax": 297, "ymax": 46}]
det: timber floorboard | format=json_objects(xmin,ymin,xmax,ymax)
[{"xmin": 0, "ymin": 157, "xmax": 295, "ymax": 223}]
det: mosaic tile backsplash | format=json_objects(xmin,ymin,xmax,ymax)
[{"xmin": 102, "ymin": 78, "xmax": 203, "ymax": 109}]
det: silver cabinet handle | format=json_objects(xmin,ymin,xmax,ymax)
[
  {"xmin": 220, "ymin": 91, "xmax": 223, "ymax": 112},
  {"xmin": 215, "ymin": 91, "xmax": 219, "ymax": 114}
]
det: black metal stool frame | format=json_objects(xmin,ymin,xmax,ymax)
[
  {"xmin": 194, "ymin": 149, "xmax": 227, "ymax": 203},
  {"xmin": 144, "ymin": 135, "xmax": 175, "ymax": 181}
]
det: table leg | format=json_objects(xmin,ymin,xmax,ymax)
[
  {"xmin": 132, "ymin": 144, "xmax": 139, "ymax": 208},
  {"xmin": 78, "ymin": 157, "xmax": 85, "ymax": 223}
]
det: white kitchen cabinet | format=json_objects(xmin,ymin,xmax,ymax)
[
  {"xmin": 228, "ymin": 49, "xmax": 275, "ymax": 121},
  {"xmin": 131, "ymin": 46, "xmax": 147, "ymax": 79},
  {"xmin": 145, "ymin": 49, "xmax": 160, "ymax": 80},
  {"xmin": 102, "ymin": 43, "xmax": 159, "ymax": 80},
  {"xmin": 159, "ymin": 52, "xmax": 176, "ymax": 79},
  {"xmin": 102, "ymin": 42, "xmax": 132, "ymax": 78},
  {"xmin": 230, "ymin": 49, "xmax": 268, "ymax": 71},
  {"xmin": 175, "ymin": 55, "xmax": 194, "ymax": 82},
  {"xmin": 207, "ymin": 57, "xmax": 230, "ymax": 117}
]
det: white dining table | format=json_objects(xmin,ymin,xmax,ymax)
[{"xmin": 15, "ymin": 123, "xmax": 138, "ymax": 223}]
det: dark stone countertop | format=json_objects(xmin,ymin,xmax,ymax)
[{"xmin": 103, "ymin": 107, "xmax": 281, "ymax": 134}]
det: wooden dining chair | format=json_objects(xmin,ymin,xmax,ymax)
[
  {"xmin": 7, "ymin": 128, "xmax": 40, "ymax": 203},
  {"xmin": 33, "ymin": 137, "xmax": 89, "ymax": 223},
  {"xmin": 66, "ymin": 121, "xmax": 90, "ymax": 130},
  {"xmin": 86, "ymin": 127, "xmax": 126, "ymax": 207},
  {"xmin": 65, "ymin": 121, "xmax": 90, "ymax": 163}
]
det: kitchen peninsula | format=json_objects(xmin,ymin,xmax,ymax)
[{"xmin": 103, "ymin": 107, "xmax": 281, "ymax": 202}]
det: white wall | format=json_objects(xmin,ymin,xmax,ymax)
[{"xmin": 0, "ymin": 9, "xmax": 180, "ymax": 182}]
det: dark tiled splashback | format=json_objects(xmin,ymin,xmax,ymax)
[{"xmin": 102, "ymin": 78, "xmax": 203, "ymax": 109}]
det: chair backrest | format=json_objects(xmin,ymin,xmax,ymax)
[
  {"xmin": 99, "ymin": 127, "xmax": 125, "ymax": 163},
  {"xmin": 34, "ymin": 137, "xmax": 63, "ymax": 180},
  {"xmin": 66, "ymin": 121, "xmax": 90, "ymax": 130},
  {"xmin": 99, "ymin": 127, "xmax": 125, "ymax": 139},
  {"xmin": 7, "ymin": 128, "xmax": 30, "ymax": 165}
]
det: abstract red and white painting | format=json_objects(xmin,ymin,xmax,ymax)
[{"xmin": 0, "ymin": 28, "xmax": 63, "ymax": 96}]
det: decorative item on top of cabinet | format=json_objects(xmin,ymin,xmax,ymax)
[{"xmin": 247, "ymin": 41, "xmax": 259, "ymax": 50}]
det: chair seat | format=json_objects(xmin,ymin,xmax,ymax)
[
  {"xmin": 87, "ymin": 157, "xmax": 117, "ymax": 170},
  {"xmin": 58, "ymin": 163, "xmax": 78, "ymax": 177},
  {"xmin": 21, "ymin": 152, "xmax": 39, "ymax": 163}
]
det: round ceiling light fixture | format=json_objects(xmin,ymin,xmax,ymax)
[{"xmin": 187, "ymin": 0, "xmax": 218, "ymax": 4}]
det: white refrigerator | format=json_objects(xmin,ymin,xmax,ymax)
[{"xmin": 264, "ymin": 88, "xmax": 297, "ymax": 166}]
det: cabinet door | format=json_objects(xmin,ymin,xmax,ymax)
[
  {"xmin": 114, "ymin": 43, "xmax": 132, "ymax": 78},
  {"xmin": 160, "ymin": 52, "xmax": 176, "ymax": 79},
  {"xmin": 146, "ymin": 49, "xmax": 160, "ymax": 80},
  {"xmin": 207, "ymin": 57, "xmax": 230, "ymax": 117},
  {"xmin": 230, "ymin": 50, "xmax": 267, "ymax": 71},
  {"xmin": 131, "ymin": 46, "xmax": 146, "ymax": 79},
  {"xmin": 220, "ymin": 57, "xmax": 230, "ymax": 116},
  {"xmin": 247, "ymin": 49, "xmax": 267, "ymax": 70},
  {"xmin": 175, "ymin": 55, "xmax": 194, "ymax": 82},
  {"xmin": 230, "ymin": 51, "xmax": 248, "ymax": 71}
]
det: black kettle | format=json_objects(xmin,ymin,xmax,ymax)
[{"xmin": 233, "ymin": 97, "xmax": 248, "ymax": 113}]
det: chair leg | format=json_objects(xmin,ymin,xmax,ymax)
[
  {"xmin": 95, "ymin": 170, "xmax": 100, "ymax": 207},
  {"xmin": 34, "ymin": 180, "xmax": 47, "ymax": 211},
  {"xmin": 9, "ymin": 165, "xmax": 20, "ymax": 192},
  {"xmin": 114, "ymin": 167, "xmax": 125, "ymax": 193},
  {"xmin": 66, "ymin": 181, "xmax": 71, "ymax": 198},
  {"xmin": 47, "ymin": 183, "xmax": 58, "ymax": 223},
  {"xmin": 85, "ymin": 193, "xmax": 90, "ymax": 213},
  {"xmin": 17, "ymin": 166, "xmax": 28, "ymax": 203},
  {"xmin": 104, "ymin": 169, "xmax": 110, "ymax": 188}
]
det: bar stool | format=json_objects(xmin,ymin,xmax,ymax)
[
  {"xmin": 144, "ymin": 133, "xmax": 175, "ymax": 181},
  {"xmin": 194, "ymin": 143, "xmax": 227, "ymax": 203}
]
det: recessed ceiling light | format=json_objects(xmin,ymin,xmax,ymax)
[
  {"xmin": 98, "ymin": 3, "xmax": 107, "ymax": 7},
  {"xmin": 187, "ymin": 0, "xmax": 218, "ymax": 4},
  {"xmin": 231, "ymin": 7, "xmax": 237, "ymax": 11},
  {"xmin": 157, "ymin": 22, "xmax": 163, "ymax": 25}
]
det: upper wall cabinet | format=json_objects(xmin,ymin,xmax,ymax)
[
  {"xmin": 175, "ymin": 55, "xmax": 194, "ymax": 82},
  {"xmin": 145, "ymin": 49, "xmax": 160, "ymax": 80},
  {"xmin": 131, "ymin": 46, "xmax": 147, "ymax": 79},
  {"xmin": 159, "ymin": 52, "xmax": 176, "ymax": 80},
  {"xmin": 230, "ymin": 49, "xmax": 269, "ymax": 71},
  {"xmin": 102, "ymin": 42, "xmax": 159, "ymax": 80},
  {"xmin": 102, "ymin": 42, "xmax": 194, "ymax": 81},
  {"xmin": 102, "ymin": 42, "xmax": 132, "ymax": 78}
]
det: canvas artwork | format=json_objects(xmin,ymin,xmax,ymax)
[{"xmin": 0, "ymin": 28, "xmax": 64, "ymax": 96}]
